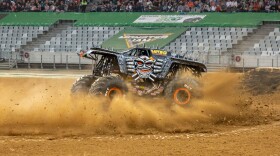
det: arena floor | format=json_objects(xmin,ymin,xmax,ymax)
[{"xmin": 0, "ymin": 69, "xmax": 279, "ymax": 155}]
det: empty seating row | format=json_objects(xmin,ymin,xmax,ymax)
[
  {"xmin": 245, "ymin": 28, "xmax": 280, "ymax": 56},
  {"xmin": 0, "ymin": 26, "xmax": 49, "ymax": 31},
  {"xmin": 0, "ymin": 26, "xmax": 50, "ymax": 52},
  {"xmin": 165, "ymin": 27, "xmax": 251, "ymax": 54},
  {"xmin": 186, "ymin": 30, "xmax": 248, "ymax": 36},
  {"xmin": 190, "ymin": 27, "xmax": 254, "ymax": 33},
  {"xmin": 34, "ymin": 26, "xmax": 123, "ymax": 52},
  {"xmin": 66, "ymin": 26, "xmax": 123, "ymax": 31}
]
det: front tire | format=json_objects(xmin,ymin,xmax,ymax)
[
  {"xmin": 164, "ymin": 78, "xmax": 202, "ymax": 106},
  {"xmin": 71, "ymin": 75, "xmax": 97, "ymax": 95},
  {"xmin": 89, "ymin": 75, "xmax": 128, "ymax": 99}
]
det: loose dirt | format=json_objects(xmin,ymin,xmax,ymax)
[
  {"xmin": 243, "ymin": 68, "xmax": 280, "ymax": 95},
  {"xmin": 0, "ymin": 70, "xmax": 279, "ymax": 155}
]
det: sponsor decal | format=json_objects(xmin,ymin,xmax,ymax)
[
  {"xmin": 133, "ymin": 15, "xmax": 206, "ymax": 23},
  {"xmin": 119, "ymin": 33, "xmax": 172, "ymax": 48},
  {"xmin": 151, "ymin": 49, "xmax": 167, "ymax": 56}
]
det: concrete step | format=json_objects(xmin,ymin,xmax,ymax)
[
  {"xmin": 0, "ymin": 64, "xmax": 11, "ymax": 66},
  {"xmin": 228, "ymin": 23, "xmax": 278, "ymax": 53},
  {"xmin": 21, "ymin": 21, "xmax": 75, "ymax": 51},
  {"xmin": 206, "ymin": 64, "xmax": 227, "ymax": 72},
  {"xmin": 25, "ymin": 44, "xmax": 42, "ymax": 47},
  {"xmin": 252, "ymin": 32, "xmax": 274, "ymax": 35},
  {"xmin": 0, "ymin": 67, "xmax": 11, "ymax": 70},
  {"xmin": 29, "ymin": 42, "xmax": 46, "ymax": 45},
  {"xmin": 0, "ymin": 62, "xmax": 14, "ymax": 69},
  {"xmin": 39, "ymin": 36, "xmax": 57, "ymax": 39},
  {"xmin": 0, "ymin": 65, "xmax": 11, "ymax": 68}
]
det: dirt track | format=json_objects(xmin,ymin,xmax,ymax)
[{"xmin": 0, "ymin": 70, "xmax": 279, "ymax": 155}]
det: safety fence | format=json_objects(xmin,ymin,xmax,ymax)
[
  {"xmin": 0, "ymin": 50, "xmax": 93, "ymax": 70},
  {"xmin": 0, "ymin": 50, "xmax": 279, "ymax": 70}
]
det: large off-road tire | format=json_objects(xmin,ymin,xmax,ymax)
[
  {"xmin": 71, "ymin": 75, "xmax": 97, "ymax": 95},
  {"xmin": 89, "ymin": 75, "xmax": 128, "ymax": 99},
  {"xmin": 164, "ymin": 78, "xmax": 202, "ymax": 106}
]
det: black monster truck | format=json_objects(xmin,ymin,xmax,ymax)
[{"xmin": 71, "ymin": 47, "xmax": 207, "ymax": 105}]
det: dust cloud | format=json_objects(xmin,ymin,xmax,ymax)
[{"xmin": 0, "ymin": 73, "xmax": 257, "ymax": 135}]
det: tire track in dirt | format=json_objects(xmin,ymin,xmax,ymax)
[{"xmin": 1, "ymin": 121, "xmax": 279, "ymax": 142}]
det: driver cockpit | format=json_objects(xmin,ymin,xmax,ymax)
[{"xmin": 127, "ymin": 48, "xmax": 151, "ymax": 57}]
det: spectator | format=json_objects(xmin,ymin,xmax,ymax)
[
  {"xmin": 259, "ymin": 0, "xmax": 264, "ymax": 10},
  {"xmin": 40, "ymin": 0, "xmax": 46, "ymax": 11},
  {"xmin": 253, "ymin": 1, "xmax": 260, "ymax": 12},
  {"xmin": 115, "ymin": 0, "xmax": 120, "ymax": 11},
  {"xmin": 90, "ymin": 3, "xmax": 97, "ymax": 12},
  {"xmin": 44, "ymin": 3, "xmax": 50, "ymax": 11},
  {"xmin": 49, "ymin": 2, "xmax": 56, "ymax": 12},
  {"xmin": 210, "ymin": 3, "xmax": 216, "ymax": 12},
  {"xmin": 216, "ymin": 4, "xmax": 222, "ymax": 12},
  {"xmin": 0, "ymin": 0, "xmax": 279, "ymax": 13},
  {"xmin": 0, "ymin": 2, "xmax": 3, "ymax": 12},
  {"xmin": 161, "ymin": 1, "xmax": 168, "ymax": 11},
  {"xmin": 265, "ymin": 3, "xmax": 271, "ymax": 12},
  {"xmin": 167, "ymin": 2, "xmax": 175, "ymax": 12},
  {"xmin": 146, "ymin": 0, "xmax": 153, "ymax": 12},
  {"xmin": 56, "ymin": 1, "xmax": 65, "ymax": 12},
  {"xmin": 135, "ymin": 2, "xmax": 143, "ymax": 12},
  {"xmin": 270, "ymin": 0, "xmax": 277, "ymax": 11},
  {"xmin": 80, "ymin": 0, "xmax": 87, "ymax": 13},
  {"xmin": 126, "ymin": 2, "xmax": 133, "ymax": 12},
  {"xmin": 177, "ymin": 3, "xmax": 186, "ymax": 13},
  {"xmin": 201, "ymin": 4, "xmax": 209, "ymax": 12},
  {"xmin": 193, "ymin": 1, "xmax": 201, "ymax": 12},
  {"xmin": 238, "ymin": 1, "xmax": 247, "ymax": 12},
  {"xmin": 5, "ymin": 2, "xmax": 11, "ymax": 12},
  {"xmin": 232, "ymin": 0, "xmax": 237, "ymax": 12},
  {"xmin": 153, "ymin": 0, "xmax": 160, "ymax": 11},
  {"xmin": 187, "ymin": 0, "xmax": 194, "ymax": 10},
  {"xmin": 73, "ymin": 1, "xmax": 79, "ymax": 12},
  {"xmin": 220, "ymin": 1, "xmax": 227, "ymax": 12},
  {"xmin": 226, "ymin": 0, "xmax": 233, "ymax": 12},
  {"xmin": 11, "ymin": 1, "xmax": 17, "ymax": 12},
  {"xmin": 248, "ymin": 2, "xmax": 254, "ymax": 12},
  {"xmin": 119, "ymin": 3, "xmax": 125, "ymax": 12},
  {"xmin": 16, "ymin": 3, "xmax": 24, "ymax": 12}
]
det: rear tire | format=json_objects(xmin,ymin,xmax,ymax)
[
  {"xmin": 89, "ymin": 75, "xmax": 128, "ymax": 99},
  {"xmin": 164, "ymin": 77, "xmax": 202, "ymax": 106},
  {"xmin": 71, "ymin": 75, "xmax": 97, "ymax": 95}
]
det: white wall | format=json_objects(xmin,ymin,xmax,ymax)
[{"xmin": 234, "ymin": 55, "xmax": 280, "ymax": 68}]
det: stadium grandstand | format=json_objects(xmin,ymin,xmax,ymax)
[
  {"xmin": 0, "ymin": 3, "xmax": 279, "ymax": 70},
  {"xmin": 0, "ymin": 0, "xmax": 280, "ymax": 13}
]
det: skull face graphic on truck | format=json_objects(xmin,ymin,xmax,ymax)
[{"xmin": 132, "ymin": 55, "xmax": 157, "ymax": 81}]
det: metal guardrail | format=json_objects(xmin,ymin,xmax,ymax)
[
  {"xmin": 0, "ymin": 50, "xmax": 279, "ymax": 70},
  {"xmin": 5, "ymin": 49, "xmax": 97, "ymax": 70}
]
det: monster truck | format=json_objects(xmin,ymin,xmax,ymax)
[{"xmin": 71, "ymin": 47, "xmax": 207, "ymax": 105}]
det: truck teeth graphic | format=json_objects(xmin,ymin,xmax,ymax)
[{"xmin": 126, "ymin": 56, "xmax": 164, "ymax": 82}]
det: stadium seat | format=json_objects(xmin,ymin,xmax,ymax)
[
  {"xmin": 246, "ymin": 28, "xmax": 280, "ymax": 56},
  {"xmin": 164, "ymin": 26, "xmax": 252, "ymax": 55}
]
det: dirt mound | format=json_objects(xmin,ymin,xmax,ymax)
[
  {"xmin": 0, "ymin": 72, "xmax": 278, "ymax": 136},
  {"xmin": 243, "ymin": 68, "xmax": 280, "ymax": 95}
]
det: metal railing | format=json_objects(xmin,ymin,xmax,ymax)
[{"xmin": 0, "ymin": 49, "xmax": 279, "ymax": 70}]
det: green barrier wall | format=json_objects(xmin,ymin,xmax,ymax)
[
  {"xmin": 101, "ymin": 27, "xmax": 188, "ymax": 51},
  {"xmin": 0, "ymin": 12, "xmax": 279, "ymax": 27}
]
